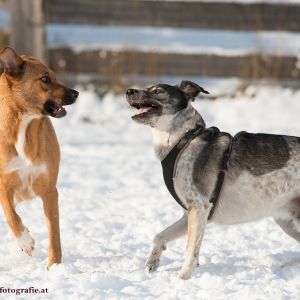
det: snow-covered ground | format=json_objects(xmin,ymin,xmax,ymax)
[{"xmin": 0, "ymin": 83, "xmax": 299, "ymax": 299}]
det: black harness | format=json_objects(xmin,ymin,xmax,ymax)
[{"xmin": 161, "ymin": 124, "xmax": 234, "ymax": 220}]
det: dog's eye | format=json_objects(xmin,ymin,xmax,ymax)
[
  {"xmin": 154, "ymin": 89, "xmax": 164, "ymax": 94},
  {"xmin": 40, "ymin": 75, "xmax": 51, "ymax": 84}
]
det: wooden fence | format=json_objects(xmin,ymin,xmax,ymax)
[
  {"xmin": 46, "ymin": 0, "xmax": 300, "ymax": 31},
  {"xmin": 2, "ymin": 0, "xmax": 300, "ymax": 86}
]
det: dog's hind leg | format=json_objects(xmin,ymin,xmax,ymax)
[
  {"xmin": 0, "ymin": 189, "xmax": 35, "ymax": 255},
  {"xmin": 274, "ymin": 197, "xmax": 300, "ymax": 243},
  {"xmin": 274, "ymin": 217, "xmax": 300, "ymax": 243},
  {"xmin": 179, "ymin": 205, "xmax": 210, "ymax": 280},
  {"xmin": 146, "ymin": 213, "xmax": 187, "ymax": 273},
  {"xmin": 41, "ymin": 188, "xmax": 62, "ymax": 269}
]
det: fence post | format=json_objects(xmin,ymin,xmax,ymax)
[{"xmin": 9, "ymin": 0, "xmax": 47, "ymax": 63}]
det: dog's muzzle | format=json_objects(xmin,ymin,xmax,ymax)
[
  {"xmin": 44, "ymin": 89, "xmax": 79, "ymax": 118},
  {"xmin": 62, "ymin": 88, "xmax": 79, "ymax": 106}
]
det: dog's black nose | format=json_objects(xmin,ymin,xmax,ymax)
[
  {"xmin": 126, "ymin": 88, "xmax": 137, "ymax": 96},
  {"xmin": 70, "ymin": 89, "xmax": 79, "ymax": 99}
]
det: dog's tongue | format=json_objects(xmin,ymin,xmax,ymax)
[{"xmin": 139, "ymin": 107, "xmax": 153, "ymax": 114}]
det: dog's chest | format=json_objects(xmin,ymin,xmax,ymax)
[{"xmin": 5, "ymin": 115, "xmax": 48, "ymax": 200}]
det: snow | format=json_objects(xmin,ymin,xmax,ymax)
[
  {"xmin": 0, "ymin": 83, "xmax": 299, "ymax": 299},
  {"xmin": 48, "ymin": 25, "xmax": 300, "ymax": 57}
]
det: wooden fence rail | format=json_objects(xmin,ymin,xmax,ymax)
[
  {"xmin": 3, "ymin": 0, "xmax": 300, "ymax": 84},
  {"xmin": 49, "ymin": 47, "xmax": 299, "ymax": 80},
  {"xmin": 47, "ymin": 0, "xmax": 300, "ymax": 32}
]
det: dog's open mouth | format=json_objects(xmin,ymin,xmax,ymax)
[
  {"xmin": 130, "ymin": 101, "xmax": 161, "ymax": 118},
  {"xmin": 43, "ymin": 100, "xmax": 67, "ymax": 118}
]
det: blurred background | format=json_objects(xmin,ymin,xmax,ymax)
[{"xmin": 0, "ymin": 0, "xmax": 300, "ymax": 96}]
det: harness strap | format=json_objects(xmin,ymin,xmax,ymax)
[
  {"xmin": 161, "ymin": 124, "xmax": 204, "ymax": 211},
  {"xmin": 207, "ymin": 133, "xmax": 234, "ymax": 220},
  {"xmin": 161, "ymin": 125, "xmax": 235, "ymax": 220}
]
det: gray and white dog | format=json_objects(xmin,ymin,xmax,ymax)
[{"xmin": 126, "ymin": 80, "xmax": 300, "ymax": 280}]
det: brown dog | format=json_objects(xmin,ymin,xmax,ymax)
[{"xmin": 0, "ymin": 47, "xmax": 78, "ymax": 268}]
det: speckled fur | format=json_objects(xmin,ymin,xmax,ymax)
[{"xmin": 126, "ymin": 81, "xmax": 300, "ymax": 280}]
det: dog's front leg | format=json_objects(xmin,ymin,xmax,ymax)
[
  {"xmin": 179, "ymin": 205, "xmax": 210, "ymax": 280},
  {"xmin": 0, "ymin": 188, "xmax": 35, "ymax": 255},
  {"xmin": 41, "ymin": 189, "xmax": 62, "ymax": 269},
  {"xmin": 146, "ymin": 213, "xmax": 187, "ymax": 272}
]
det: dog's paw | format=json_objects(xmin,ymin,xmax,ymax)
[
  {"xmin": 146, "ymin": 257, "xmax": 160, "ymax": 273},
  {"xmin": 178, "ymin": 268, "xmax": 193, "ymax": 280},
  {"xmin": 17, "ymin": 228, "xmax": 35, "ymax": 256},
  {"xmin": 178, "ymin": 260, "xmax": 197, "ymax": 280},
  {"xmin": 47, "ymin": 262, "xmax": 61, "ymax": 271},
  {"xmin": 47, "ymin": 256, "xmax": 62, "ymax": 270}
]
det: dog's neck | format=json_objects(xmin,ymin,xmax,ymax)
[
  {"xmin": 0, "ymin": 76, "xmax": 40, "ymax": 144},
  {"xmin": 151, "ymin": 104, "xmax": 205, "ymax": 160},
  {"xmin": 0, "ymin": 75, "xmax": 27, "ymax": 111}
]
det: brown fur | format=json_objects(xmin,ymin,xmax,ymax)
[{"xmin": 0, "ymin": 47, "xmax": 78, "ymax": 268}]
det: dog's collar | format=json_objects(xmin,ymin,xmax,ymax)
[{"xmin": 161, "ymin": 124, "xmax": 234, "ymax": 220}]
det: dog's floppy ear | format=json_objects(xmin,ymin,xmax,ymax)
[
  {"xmin": 0, "ymin": 47, "xmax": 24, "ymax": 76},
  {"xmin": 177, "ymin": 80, "xmax": 209, "ymax": 101}
]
